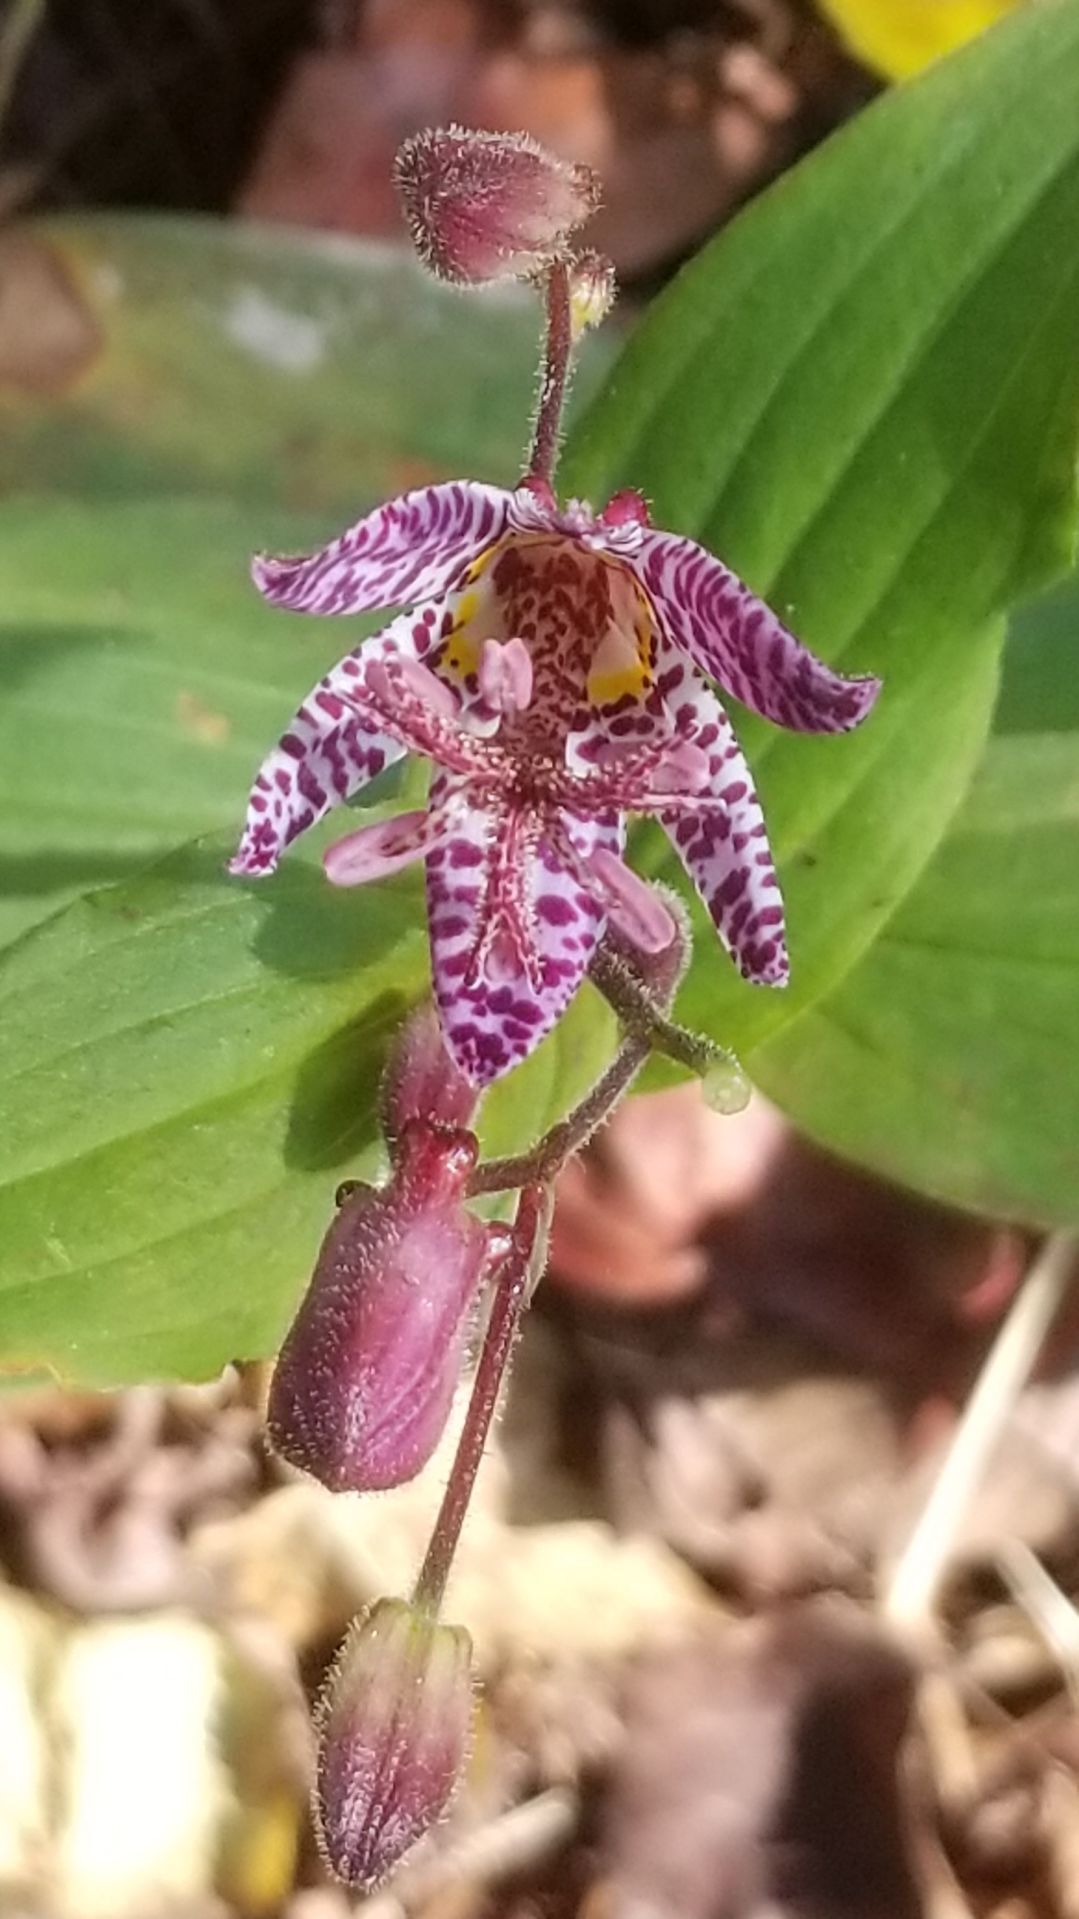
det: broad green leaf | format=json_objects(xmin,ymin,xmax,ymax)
[
  {"xmin": 0, "ymin": 497, "xmax": 331, "ymax": 946},
  {"xmin": 747, "ymin": 568, "xmax": 1079, "ymax": 1225},
  {"xmin": 565, "ymin": 0, "xmax": 1079, "ymax": 1057},
  {"xmin": 0, "ymin": 845, "xmax": 613, "ymax": 1386},
  {"xmin": 5, "ymin": 1, "xmax": 1079, "ymax": 1385},
  {"xmin": 0, "ymin": 220, "xmax": 611, "ymax": 946}
]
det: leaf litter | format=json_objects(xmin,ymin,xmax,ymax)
[{"xmin": 0, "ymin": 1089, "xmax": 1077, "ymax": 1915}]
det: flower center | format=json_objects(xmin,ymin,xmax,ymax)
[{"xmin": 431, "ymin": 533, "xmax": 658, "ymax": 748}]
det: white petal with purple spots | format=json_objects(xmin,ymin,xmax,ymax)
[
  {"xmin": 233, "ymin": 474, "xmax": 882, "ymax": 1076},
  {"xmin": 230, "ymin": 611, "xmax": 425, "ymax": 877},
  {"xmin": 633, "ymin": 529, "xmax": 881, "ymax": 734},
  {"xmin": 655, "ymin": 667, "xmax": 788, "ymax": 987},
  {"xmin": 425, "ymin": 774, "xmax": 619, "ymax": 1085},
  {"xmin": 253, "ymin": 481, "xmax": 513, "ymax": 617}
]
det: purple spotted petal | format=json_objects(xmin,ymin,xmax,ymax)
[
  {"xmin": 425, "ymin": 774, "xmax": 618, "ymax": 1084},
  {"xmin": 565, "ymin": 670, "xmax": 671, "ymax": 777},
  {"xmin": 253, "ymin": 481, "xmax": 513, "ymax": 617},
  {"xmin": 657, "ymin": 674, "xmax": 788, "ymax": 987},
  {"xmin": 634, "ymin": 530, "xmax": 880, "ymax": 734},
  {"xmin": 324, "ymin": 809, "xmax": 454, "ymax": 886},
  {"xmin": 561, "ymin": 839, "xmax": 675, "ymax": 953},
  {"xmin": 563, "ymin": 641, "xmax": 705, "ymax": 808},
  {"xmin": 230, "ymin": 611, "xmax": 424, "ymax": 877}
]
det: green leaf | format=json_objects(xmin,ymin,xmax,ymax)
[
  {"xmin": 746, "ymin": 567, "xmax": 1079, "ymax": 1226},
  {"xmin": 0, "ymin": 215, "xmax": 605, "ymax": 515},
  {"xmin": 0, "ymin": 497, "xmax": 328, "ymax": 946},
  {"xmin": 0, "ymin": 844, "xmax": 614, "ymax": 1386},
  {"xmin": 0, "ymin": 220, "xmax": 612, "ymax": 946},
  {"xmin": 565, "ymin": 0, "xmax": 1079, "ymax": 1054},
  {"xmin": 0, "ymin": 220, "xmax": 616, "ymax": 1384},
  {"xmin": 6, "ymin": 0, "xmax": 1079, "ymax": 1384},
  {"xmin": 561, "ymin": 0, "xmax": 1079, "ymax": 1227}
]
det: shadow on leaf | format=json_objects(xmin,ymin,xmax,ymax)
[{"xmin": 283, "ymin": 992, "xmax": 409, "ymax": 1173}]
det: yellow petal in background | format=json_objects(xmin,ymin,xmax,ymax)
[{"xmin": 816, "ymin": 0, "xmax": 1024, "ymax": 80}]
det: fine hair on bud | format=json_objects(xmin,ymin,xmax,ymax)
[
  {"xmin": 268, "ymin": 1121, "xmax": 491, "ymax": 1493},
  {"xmin": 394, "ymin": 124, "xmax": 601, "ymax": 286},
  {"xmin": 316, "ymin": 1597, "xmax": 475, "ymax": 1891},
  {"xmin": 381, "ymin": 1000, "xmax": 480, "ymax": 1163}
]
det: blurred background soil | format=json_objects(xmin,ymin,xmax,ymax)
[
  {"xmin": 3, "ymin": 1, "xmax": 1078, "ymax": 1916},
  {"xmin": 0, "ymin": 0, "xmax": 873, "ymax": 282}
]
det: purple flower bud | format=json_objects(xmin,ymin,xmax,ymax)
[
  {"xmin": 316, "ymin": 1597, "xmax": 474, "ymax": 1890},
  {"xmin": 268, "ymin": 1120, "xmax": 490, "ymax": 1492},
  {"xmin": 394, "ymin": 124, "xmax": 600, "ymax": 286},
  {"xmin": 381, "ymin": 1001, "xmax": 479, "ymax": 1160}
]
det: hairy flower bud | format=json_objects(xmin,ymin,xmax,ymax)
[
  {"xmin": 394, "ymin": 124, "xmax": 600, "ymax": 286},
  {"xmin": 317, "ymin": 1598, "xmax": 474, "ymax": 1890},
  {"xmin": 381, "ymin": 1001, "xmax": 479, "ymax": 1160},
  {"xmin": 268, "ymin": 1120, "xmax": 491, "ymax": 1492}
]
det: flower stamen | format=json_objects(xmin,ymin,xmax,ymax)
[{"xmin": 478, "ymin": 636, "xmax": 534, "ymax": 718}]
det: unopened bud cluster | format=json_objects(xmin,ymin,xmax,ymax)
[
  {"xmin": 269, "ymin": 1003, "xmax": 529, "ymax": 1891},
  {"xmin": 274, "ymin": 943, "xmax": 727, "ymax": 1890}
]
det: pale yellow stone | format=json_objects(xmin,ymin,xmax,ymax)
[
  {"xmin": 54, "ymin": 1613, "xmax": 227, "ymax": 1918},
  {"xmin": 0, "ymin": 1586, "xmax": 56, "ymax": 1903}
]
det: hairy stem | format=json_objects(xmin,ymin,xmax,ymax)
[
  {"xmin": 414, "ymin": 1184, "xmax": 553, "ymax": 1613},
  {"xmin": 468, "ymin": 923, "xmax": 688, "ymax": 1199},
  {"xmin": 527, "ymin": 260, "xmax": 573, "ymax": 487},
  {"xmin": 589, "ymin": 937, "xmax": 745, "ymax": 1089},
  {"xmin": 469, "ymin": 1031, "xmax": 651, "ymax": 1196}
]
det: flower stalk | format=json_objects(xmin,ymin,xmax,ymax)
[
  {"xmin": 468, "ymin": 917, "xmax": 689, "ymax": 1197},
  {"xmin": 528, "ymin": 259, "xmax": 574, "ymax": 487},
  {"xmin": 235, "ymin": 127, "xmax": 886, "ymax": 1892},
  {"xmin": 589, "ymin": 930, "xmax": 750, "ymax": 1108},
  {"xmin": 414, "ymin": 1183, "xmax": 554, "ymax": 1614}
]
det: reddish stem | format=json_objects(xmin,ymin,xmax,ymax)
[
  {"xmin": 527, "ymin": 260, "xmax": 573, "ymax": 487},
  {"xmin": 467, "ymin": 1032, "xmax": 650, "ymax": 1197},
  {"xmin": 467, "ymin": 923, "xmax": 689, "ymax": 1199},
  {"xmin": 413, "ymin": 1185, "xmax": 552, "ymax": 1614}
]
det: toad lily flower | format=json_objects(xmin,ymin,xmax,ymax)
[{"xmin": 231, "ymin": 476, "xmax": 880, "ymax": 1085}]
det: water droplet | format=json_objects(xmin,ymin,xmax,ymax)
[{"xmin": 701, "ymin": 1052, "xmax": 750, "ymax": 1116}]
